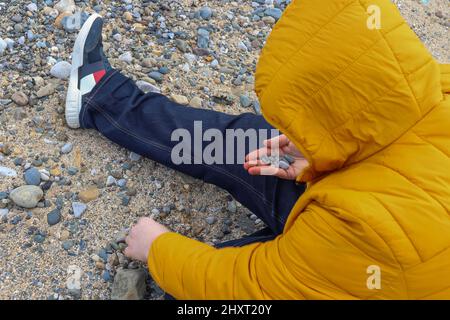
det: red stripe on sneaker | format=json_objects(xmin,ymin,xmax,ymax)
[{"xmin": 93, "ymin": 69, "xmax": 106, "ymax": 83}]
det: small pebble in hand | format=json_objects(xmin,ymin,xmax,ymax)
[
  {"xmin": 260, "ymin": 155, "xmax": 271, "ymax": 165},
  {"xmin": 283, "ymin": 154, "xmax": 295, "ymax": 165},
  {"xmin": 278, "ymin": 160, "xmax": 290, "ymax": 170}
]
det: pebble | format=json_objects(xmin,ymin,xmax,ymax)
[
  {"xmin": 50, "ymin": 61, "xmax": 72, "ymax": 80},
  {"xmin": 123, "ymin": 11, "xmax": 133, "ymax": 22},
  {"xmin": 11, "ymin": 91, "xmax": 29, "ymax": 106},
  {"xmin": 61, "ymin": 143, "xmax": 73, "ymax": 154},
  {"xmin": 34, "ymin": 234, "xmax": 45, "ymax": 244},
  {"xmin": 227, "ymin": 200, "xmax": 237, "ymax": 214},
  {"xmin": 0, "ymin": 38, "xmax": 7, "ymax": 55},
  {"xmin": 121, "ymin": 196, "xmax": 131, "ymax": 206},
  {"xmin": 237, "ymin": 41, "xmax": 248, "ymax": 52},
  {"xmin": 0, "ymin": 166, "xmax": 17, "ymax": 177},
  {"xmin": 171, "ymin": 94, "xmax": 189, "ymax": 105},
  {"xmin": 199, "ymin": 6, "xmax": 213, "ymax": 20},
  {"xmin": 206, "ymin": 216, "xmax": 217, "ymax": 225},
  {"xmin": 67, "ymin": 167, "xmax": 78, "ymax": 175},
  {"xmin": 283, "ymin": 154, "xmax": 295, "ymax": 164},
  {"xmin": 117, "ymin": 179, "xmax": 127, "ymax": 188},
  {"xmin": 190, "ymin": 96, "xmax": 203, "ymax": 108},
  {"xmin": 129, "ymin": 152, "xmax": 142, "ymax": 162},
  {"xmin": 47, "ymin": 208, "xmax": 62, "ymax": 226},
  {"xmin": 36, "ymin": 84, "xmax": 56, "ymax": 98},
  {"xmin": 62, "ymin": 240, "xmax": 74, "ymax": 250},
  {"xmin": 102, "ymin": 271, "xmax": 111, "ymax": 282},
  {"xmin": 278, "ymin": 160, "xmax": 290, "ymax": 170},
  {"xmin": 239, "ymin": 94, "xmax": 252, "ymax": 108},
  {"xmin": 0, "ymin": 208, "xmax": 8, "ymax": 220},
  {"xmin": 197, "ymin": 28, "xmax": 210, "ymax": 49},
  {"xmin": 262, "ymin": 16, "xmax": 276, "ymax": 25},
  {"xmin": 148, "ymin": 71, "xmax": 164, "ymax": 83},
  {"xmin": 111, "ymin": 268, "xmax": 147, "ymax": 300},
  {"xmin": 264, "ymin": 8, "xmax": 283, "ymax": 20},
  {"xmin": 55, "ymin": 0, "xmax": 76, "ymax": 14},
  {"xmin": 175, "ymin": 39, "xmax": 189, "ymax": 53},
  {"xmin": 119, "ymin": 52, "xmax": 132, "ymax": 64},
  {"xmin": 98, "ymin": 249, "xmax": 108, "ymax": 262},
  {"xmin": 61, "ymin": 13, "xmax": 86, "ymax": 32},
  {"xmin": 113, "ymin": 33, "xmax": 122, "ymax": 42},
  {"xmin": 78, "ymin": 187, "xmax": 100, "ymax": 203},
  {"xmin": 66, "ymin": 265, "xmax": 82, "ymax": 298},
  {"xmin": 135, "ymin": 81, "xmax": 160, "ymax": 94},
  {"xmin": 253, "ymin": 100, "xmax": 262, "ymax": 115},
  {"xmin": 72, "ymin": 202, "xmax": 87, "ymax": 218},
  {"xmin": 24, "ymin": 167, "xmax": 41, "ymax": 186},
  {"xmin": 9, "ymin": 185, "xmax": 43, "ymax": 208},
  {"xmin": 106, "ymin": 176, "xmax": 117, "ymax": 187},
  {"xmin": 26, "ymin": 3, "xmax": 38, "ymax": 12}
]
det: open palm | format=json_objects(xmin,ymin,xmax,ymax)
[{"xmin": 244, "ymin": 134, "xmax": 308, "ymax": 180}]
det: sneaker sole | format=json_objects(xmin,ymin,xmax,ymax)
[{"xmin": 65, "ymin": 13, "xmax": 102, "ymax": 129}]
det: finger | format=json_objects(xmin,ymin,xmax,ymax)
[
  {"xmin": 245, "ymin": 147, "xmax": 268, "ymax": 162},
  {"xmin": 264, "ymin": 135, "xmax": 289, "ymax": 149},
  {"xmin": 124, "ymin": 246, "xmax": 131, "ymax": 257},
  {"xmin": 246, "ymin": 148, "xmax": 285, "ymax": 163},
  {"xmin": 244, "ymin": 159, "xmax": 270, "ymax": 169},
  {"xmin": 139, "ymin": 217, "xmax": 152, "ymax": 224},
  {"xmin": 125, "ymin": 234, "xmax": 132, "ymax": 245},
  {"xmin": 248, "ymin": 165, "xmax": 280, "ymax": 176}
]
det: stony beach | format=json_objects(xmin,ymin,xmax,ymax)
[{"xmin": 0, "ymin": 0, "xmax": 448, "ymax": 300}]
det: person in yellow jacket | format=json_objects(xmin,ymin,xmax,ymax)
[{"xmin": 65, "ymin": 0, "xmax": 450, "ymax": 299}]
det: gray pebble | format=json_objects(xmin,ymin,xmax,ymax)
[
  {"xmin": 61, "ymin": 143, "xmax": 73, "ymax": 154},
  {"xmin": 278, "ymin": 160, "xmax": 290, "ymax": 170},
  {"xmin": 206, "ymin": 216, "xmax": 217, "ymax": 225},
  {"xmin": 24, "ymin": 167, "xmax": 41, "ymax": 186},
  {"xmin": 72, "ymin": 202, "xmax": 87, "ymax": 218},
  {"xmin": 227, "ymin": 200, "xmax": 237, "ymax": 214},
  {"xmin": 129, "ymin": 152, "xmax": 142, "ymax": 161},
  {"xmin": 106, "ymin": 176, "xmax": 117, "ymax": 187},
  {"xmin": 47, "ymin": 208, "xmax": 61, "ymax": 226},
  {"xmin": 10, "ymin": 185, "xmax": 43, "ymax": 208},
  {"xmin": 148, "ymin": 71, "xmax": 164, "ymax": 83},
  {"xmin": 283, "ymin": 154, "xmax": 295, "ymax": 164},
  {"xmin": 0, "ymin": 166, "xmax": 17, "ymax": 177},
  {"xmin": 239, "ymin": 94, "xmax": 252, "ymax": 108},
  {"xmin": 199, "ymin": 6, "xmax": 213, "ymax": 20},
  {"xmin": 62, "ymin": 240, "xmax": 74, "ymax": 251},
  {"xmin": 50, "ymin": 61, "xmax": 72, "ymax": 80},
  {"xmin": 119, "ymin": 52, "xmax": 132, "ymax": 64}
]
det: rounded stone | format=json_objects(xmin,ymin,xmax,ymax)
[
  {"xmin": 47, "ymin": 208, "xmax": 62, "ymax": 226},
  {"xmin": 24, "ymin": 167, "xmax": 41, "ymax": 186},
  {"xmin": 10, "ymin": 185, "xmax": 43, "ymax": 208},
  {"xmin": 61, "ymin": 142, "xmax": 73, "ymax": 154},
  {"xmin": 199, "ymin": 6, "xmax": 213, "ymax": 20},
  {"xmin": 11, "ymin": 91, "xmax": 29, "ymax": 106},
  {"xmin": 50, "ymin": 61, "xmax": 72, "ymax": 80},
  {"xmin": 278, "ymin": 160, "xmax": 290, "ymax": 170}
]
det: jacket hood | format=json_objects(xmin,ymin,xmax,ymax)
[{"xmin": 255, "ymin": 0, "xmax": 448, "ymax": 182}]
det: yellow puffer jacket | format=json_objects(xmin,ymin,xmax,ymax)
[{"xmin": 148, "ymin": 0, "xmax": 450, "ymax": 299}]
